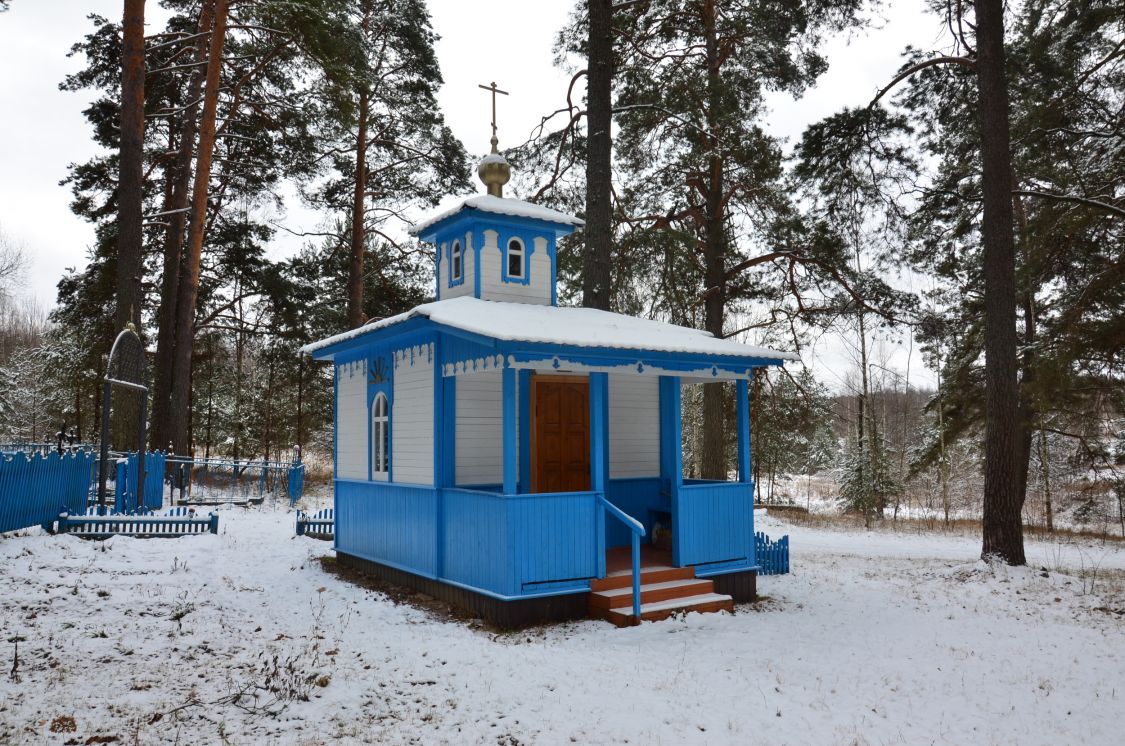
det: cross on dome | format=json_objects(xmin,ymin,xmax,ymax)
[{"xmin": 476, "ymin": 81, "xmax": 512, "ymax": 197}]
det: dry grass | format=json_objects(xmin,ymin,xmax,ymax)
[{"xmin": 769, "ymin": 507, "xmax": 1125, "ymax": 544}]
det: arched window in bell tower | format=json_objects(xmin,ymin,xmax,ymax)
[
  {"xmin": 506, "ymin": 237, "xmax": 525, "ymax": 279},
  {"xmin": 451, "ymin": 239, "xmax": 462, "ymax": 282}
]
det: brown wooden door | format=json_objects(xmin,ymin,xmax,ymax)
[{"xmin": 531, "ymin": 376, "xmax": 590, "ymax": 493}]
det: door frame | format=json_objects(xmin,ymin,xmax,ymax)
[{"xmin": 529, "ymin": 373, "xmax": 590, "ymax": 493}]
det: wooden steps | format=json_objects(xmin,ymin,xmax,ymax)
[{"xmin": 589, "ymin": 563, "xmax": 734, "ymax": 626}]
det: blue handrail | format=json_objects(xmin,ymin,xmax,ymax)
[{"xmin": 597, "ymin": 495, "xmax": 646, "ymax": 623}]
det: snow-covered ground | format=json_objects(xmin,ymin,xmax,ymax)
[{"xmin": 1, "ymin": 507, "xmax": 1122, "ymax": 745}]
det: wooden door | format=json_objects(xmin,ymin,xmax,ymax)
[{"xmin": 531, "ymin": 376, "xmax": 590, "ymax": 493}]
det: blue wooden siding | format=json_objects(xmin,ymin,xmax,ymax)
[
  {"xmin": 604, "ymin": 477, "xmax": 665, "ymax": 548},
  {"xmin": 336, "ymin": 481, "xmax": 599, "ymax": 599},
  {"xmin": 676, "ymin": 481, "xmax": 755, "ymax": 568},
  {"xmin": 335, "ymin": 479, "xmax": 438, "ymax": 577},
  {"xmin": 441, "ymin": 487, "xmax": 510, "ymax": 592},
  {"xmin": 509, "ymin": 491, "xmax": 597, "ymax": 588}
]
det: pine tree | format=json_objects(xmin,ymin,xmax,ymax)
[
  {"xmin": 581, "ymin": 0, "xmax": 613, "ymax": 311},
  {"xmin": 304, "ymin": 0, "xmax": 469, "ymax": 330},
  {"xmin": 601, "ymin": 0, "xmax": 888, "ymax": 479}
]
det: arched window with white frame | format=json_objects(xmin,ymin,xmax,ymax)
[
  {"xmin": 451, "ymin": 240, "xmax": 462, "ymax": 282},
  {"xmin": 507, "ymin": 237, "xmax": 525, "ymax": 279},
  {"xmin": 371, "ymin": 392, "xmax": 389, "ymax": 480}
]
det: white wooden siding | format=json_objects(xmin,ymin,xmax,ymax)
[
  {"xmin": 454, "ymin": 369, "xmax": 518, "ymax": 485},
  {"xmin": 609, "ymin": 374, "xmax": 660, "ymax": 478},
  {"xmin": 392, "ymin": 344, "xmax": 435, "ymax": 486},
  {"xmin": 479, "ymin": 231, "xmax": 551, "ymax": 305},
  {"xmin": 335, "ymin": 360, "xmax": 368, "ymax": 480}
]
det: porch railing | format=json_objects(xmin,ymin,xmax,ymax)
[{"xmin": 597, "ymin": 495, "xmax": 645, "ymax": 622}]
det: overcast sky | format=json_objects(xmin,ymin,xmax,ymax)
[{"xmin": 0, "ymin": 0, "xmax": 944, "ymax": 391}]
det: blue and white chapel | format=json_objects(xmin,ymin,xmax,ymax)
[{"xmin": 303, "ymin": 130, "xmax": 797, "ymax": 627}]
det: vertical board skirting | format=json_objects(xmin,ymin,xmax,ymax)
[
  {"xmin": 335, "ymin": 480, "xmax": 438, "ymax": 576},
  {"xmin": 510, "ymin": 491, "xmax": 598, "ymax": 587},
  {"xmin": 677, "ymin": 481, "xmax": 754, "ymax": 566},
  {"xmin": 441, "ymin": 488, "xmax": 511, "ymax": 593},
  {"xmin": 336, "ymin": 482, "xmax": 597, "ymax": 599}
]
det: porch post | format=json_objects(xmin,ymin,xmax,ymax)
[
  {"xmin": 659, "ymin": 376, "xmax": 684, "ymax": 566},
  {"xmin": 736, "ymin": 378, "xmax": 751, "ymax": 483},
  {"xmin": 518, "ymin": 369, "xmax": 532, "ymax": 492},
  {"xmin": 433, "ymin": 354, "xmax": 454, "ymax": 579},
  {"xmin": 589, "ymin": 372, "xmax": 608, "ymax": 494},
  {"xmin": 502, "ymin": 364, "xmax": 517, "ymax": 495},
  {"xmin": 590, "ymin": 372, "xmax": 609, "ymax": 578}
]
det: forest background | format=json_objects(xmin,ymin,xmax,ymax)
[{"xmin": 0, "ymin": 0, "xmax": 1121, "ymax": 551}]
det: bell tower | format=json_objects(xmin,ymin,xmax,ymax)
[{"xmin": 409, "ymin": 82, "xmax": 584, "ymax": 306}]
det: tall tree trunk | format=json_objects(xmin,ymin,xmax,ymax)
[
  {"xmin": 115, "ymin": 0, "xmax": 145, "ymax": 335},
  {"xmin": 936, "ymin": 360, "xmax": 951, "ymax": 526},
  {"xmin": 347, "ymin": 10, "xmax": 371, "ymax": 329},
  {"xmin": 232, "ymin": 283, "xmax": 244, "ymax": 461},
  {"xmin": 263, "ymin": 358, "xmax": 274, "ymax": 464},
  {"xmin": 151, "ymin": 0, "xmax": 214, "ymax": 452},
  {"xmin": 976, "ymin": 0, "xmax": 1025, "ymax": 565},
  {"xmin": 296, "ymin": 358, "xmax": 304, "ymax": 450},
  {"xmin": 348, "ymin": 87, "xmax": 369, "ymax": 328},
  {"xmin": 1038, "ymin": 425, "xmax": 1053, "ymax": 532},
  {"xmin": 700, "ymin": 0, "xmax": 726, "ymax": 480},
  {"xmin": 168, "ymin": 0, "xmax": 229, "ymax": 457},
  {"xmin": 582, "ymin": 0, "xmax": 613, "ymax": 311},
  {"xmin": 204, "ymin": 336, "xmax": 214, "ymax": 459}
]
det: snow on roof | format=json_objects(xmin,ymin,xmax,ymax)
[
  {"xmin": 409, "ymin": 194, "xmax": 585, "ymax": 237},
  {"xmin": 301, "ymin": 296, "xmax": 799, "ymax": 362}
]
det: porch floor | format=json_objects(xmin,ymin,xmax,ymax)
[{"xmin": 604, "ymin": 544, "xmax": 673, "ymax": 576}]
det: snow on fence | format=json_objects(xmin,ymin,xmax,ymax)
[
  {"xmin": 755, "ymin": 531, "xmax": 790, "ymax": 575},
  {"xmin": 0, "ymin": 450, "xmax": 93, "ymax": 533},
  {"xmin": 57, "ymin": 509, "xmax": 219, "ymax": 539},
  {"xmin": 295, "ymin": 507, "xmax": 334, "ymax": 539}
]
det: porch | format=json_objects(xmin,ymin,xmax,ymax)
[{"xmin": 334, "ymin": 365, "xmax": 759, "ymax": 617}]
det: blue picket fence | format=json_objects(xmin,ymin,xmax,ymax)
[
  {"xmin": 296, "ymin": 507, "xmax": 333, "ymax": 538},
  {"xmin": 111, "ymin": 452, "xmax": 166, "ymax": 514},
  {"xmin": 58, "ymin": 509, "xmax": 218, "ymax": 538},
  {"xmin": 755, "ymin": 531, "xmax": 790, "ymax": 575},
  {"xmin": 0, "ymin": 450, "xmax": 94, "ymax": 533},
  {"xmin": 288, "ymin": 463, "xmax": 306, "ymax": 507}
]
